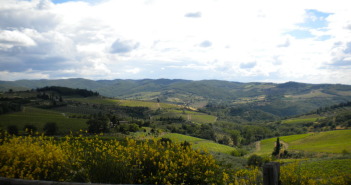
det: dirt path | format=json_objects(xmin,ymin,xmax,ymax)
[
  {"xmin": 280, "ymin": 141, "xmax": 289, "ymax": 150},
  {"xmin": 187, "ymin": 114, "xmax": 192, "ymax": 121},
  {"xmin": 255, "ymin": 141, "xmax": 261, "ymax": 152}
]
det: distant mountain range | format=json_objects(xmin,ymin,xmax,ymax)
[{"xmin": 1, "ymin": 78, "xmax": 351, "ymax": 117}]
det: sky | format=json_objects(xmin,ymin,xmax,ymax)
[{"xmin": 0, "ymin": 0, "xmax": 351, "ymax": 84}]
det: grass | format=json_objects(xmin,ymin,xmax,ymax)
[
  {"xmin": 68, "ymin": 97, "xmax": 180, "ymax": 110},
  {"xmin": 68, "ymin": 97, "xmax": 216, "ymax": 124},
  {"xmin": 285, "ymin": 90, "xmax": 334, "ymax": 99},
  {"xmin": 189, "ymin": 114, "xmax": 217, "ymax": 123},
  {"xmin": 118, "ymin": 100, "xmax": 179, "ymax": 109},
  {"xmin": 288, "ymin": 130, "xmax": 351, "ymax": 153},
  {"xmin": 165, "ymin": 110, "xmax": 217, "ymax": 124},
  {"xmin": 256, "ymin": 130, "xmax": 351, "ymax": 155},
  {"xmin": 299, "ymin": 158, "xmax": 351, "ymax": 177},
  {"xmin": 0, "ymin": 107, "xmax": 87, "ymax": 134},
  {"xmin": 67, "ymin": 97, "xmax": 118, "ymax": 105},
  {"xmin": 282, "ymin": 114, "xmax": 322, "ymax": 124},
  {"xmin": 161, "ymin": 133, "xmax": 204, "ymax": 142},
  {"xmin": 280, "ymin": 158, "xmax": 351, "ymax": 184},
  {"xmin": 192, "ymin": 142, "xmax": 235, "ymax": 154},
  {"xmin": 162, "ymin": 133, "xmax": 236, "ymax": 154}
]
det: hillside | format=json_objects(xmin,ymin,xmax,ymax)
[
  {"xmin": 255, "ymin": 130, "xmax": 351, "ymax": 155},
  {"xmin": 1, "ymin": 79, "xmax": 351, "ymax": 118}
]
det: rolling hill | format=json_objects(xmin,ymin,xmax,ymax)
[
  {"xmin": 255, "ymin": 130, "xmax": 351, "ymax": 155},
  {"xmin": 1, "ymin": 79, "xmax": 351, "ymax": 118}
]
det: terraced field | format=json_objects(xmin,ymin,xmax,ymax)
[
  {"xmin": 256, "ymin": 130, "xmax": 351, "ymax": 155},
  {"xmin": 69, "ymin": 97, "xmax": 217, "ymax": 124},
  {"xmin": 162, "ymin": 133, "xmax": 236, "ymax": 154},
  {"xmin": 0, "ymin": 107, "xmax": 87, "ymax": 134},
  {"xmin": 157, "ymin": 109, "xmax": 217, "ymax": 124},
  {"xmin": 280, "ymin": 158, "xmax": 351, "ymax": 184},
  {"xmin": 282, "ymin": 115, "xmax": 324, "ymax": 124}
]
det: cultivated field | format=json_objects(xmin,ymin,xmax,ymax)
[
  {"xmin": 282, "ymin": 115, "xmax": 321, "ymax": 124},
  {"xmin": 162, "ymin": 133, "xmax": 236, "ymax": 154},
  {"xmin": 256, "ymin": 130, "xmax": 351, "ymax": 155},
  {"xmin": 0, "ymin": 107, "xmax": 87, "ymax": 134}
]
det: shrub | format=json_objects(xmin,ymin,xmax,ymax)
[
  {"xmin": 43, "ymin": 122, "xmax": 58, "ymax": 136},
  {"xmin": 7, "ymin": 125, "xmax": 18, "ymax": 135},
  {"xmin": 0, "ymin": 135, "xmax": 70, "ymax": 181},
  {"xmin": 231, "ymin": 148, "xmax": 249, "ymax": 157},
  {"xmin": 0, "ymin": 134, "xmax": 228, "ymax": 184},
  {"xmin": 24, "ymin": 124, "xmax": 37, "ymax": 134},
  {"xmin": 342, "ymin": 149, "xmax": 350, "ymax": 156},
  {"xmin": 159, "ymin": 137, "xmax": 172, "ymax": 144},
  {"xmin": 247, "ymin": 154, "xmax": 263, "ymax": 167}
]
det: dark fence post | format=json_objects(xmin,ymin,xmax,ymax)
[{"xmin": 263, "ymin": 162, "xmax": 280, "ymax": 185}]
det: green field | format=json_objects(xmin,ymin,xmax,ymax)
[
  {"xmin": 0, "ymin": 107, "xmax": 87, "ymax": 134},
  {"xmin": 256, "ymin": 130, "xmax": 351, "ymax": 155},
  {"xmin": 288, "ymin": 130, "xmax": 351, "ymax": 153},
  {"xmin": 299, "ymin": 158, "xmax": 351, "ymax": 177},
  {"xmin": 68, "ymin": 97, "xmax": 119, "ymax": 105},
  {"xmin": 282, "ymin": 114, "xmax": 322, "ymax": 124},
  {"xmin": 68, "ymin": 97, "xmax": 216, "ymax": 123},
  {"xmin": 160, "ymin": 110, "xmax": 217, "ymax": 124},
  {"xmin": 162, "ymin": 133, "xmax": 236, "ymax": 154},
  {"xmin": 69, "ymin": 97, "xmax": 180, "ymax": 110},
  {"xmin": 118, "ymin": 100, "xmax": 179, "ymax": 110}
]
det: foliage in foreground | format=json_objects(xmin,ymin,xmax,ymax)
[
  {"xmin": 0, "ymin": 133, "xmax": 260, "ymax": 185},
  {"xmin": 280, "ymin": 160, "xmax": 351, "ymax": 185},
  {"xmin": 2, "ymin": 133, "xmax": 350, "ymax": 185}
]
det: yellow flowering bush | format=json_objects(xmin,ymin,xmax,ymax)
[
  {"xmin": 0, "ymin": 135, "xmax": 70, "ymax": 181},
  {"xmin": 280, "ymin": 161, "xmax": 351, "ymax": 185},
  {"xmin": 0, "ymin": 134, "xmax": 228, "ymax": 184},
  {"xmin": 232, "ymin": 167, "xmax": 262, "ymax": 185}
]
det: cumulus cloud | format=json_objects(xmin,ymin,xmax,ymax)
[
  {"xmin": 185, "ymin": 12, "xmax": 201, "ymax": 18},
  {"xmin": 0, "ymin": 0, "xmax": 351, "ymax": 84},
  {"xmin": 0, "ymin": 30, "xmax": 36, "ymax": 48},
  {"xmin": 0, "ymin": 2, "xmax": 59, "ymax": 32},
  {"xmin": 0, "ymin": 69, "xmax": 49, "ymax": 81},
  {"xmin": 240, "ymin": 62, "xmax": 257, "ymax": 69},
  {"xmin": 277, "ymin": 38, "xmax": 290, "ymax": 47},
  {"xmin": 110, "ymin": 39, "xmax": 139, "ymax": 54},
  {"xmin": 329, "ymin": 41, "xmax": 351, "ymax": 66},
  {"xmin": 199, "ymin": 40, "xmax": 212, "ymax": 48}
]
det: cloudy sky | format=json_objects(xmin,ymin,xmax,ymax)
[{"xmin": 0, "ymin": 0, "xmax": 351, "ymax": 84}]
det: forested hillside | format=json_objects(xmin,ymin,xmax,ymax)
[
  {"xmin": 1, "ymin": 85, "xmax": 351, "ymax": 184},
  {"xmin": 1, "ymin": 79, "xmax": 351, "ymax": 119}
]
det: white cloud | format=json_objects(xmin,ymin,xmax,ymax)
[
  {"xmin": 0, "ymin": 30, "xmax": 37, "ymax": 49},
  {"xmin": 126, "ymin": 68, "xmax": 141, "ymax": 74},
  {"xmin": 0, "ymin": 0, "xmax": 350, "ymax": 84},
  {"xmin": 0, "ymin": 69, "xmax": 49, "ymax": 81}
]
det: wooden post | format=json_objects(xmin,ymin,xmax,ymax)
[{"xmin": 263, "ymin": 162, "xmax": 280, "ymax": 185}]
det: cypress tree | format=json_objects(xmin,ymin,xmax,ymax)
[{"xmin": 272, "ymin": 137, "xmax": 281, "ymax": 157}]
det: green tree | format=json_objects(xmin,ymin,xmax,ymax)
[
  {"xmin": 128, "ymin": 123, "xmax": 139, "ymax": 132},
  {"xmin": 218, "ymin": 135, "xmax": 231, "ymax": 145},
  {"xmin": 247, "ymin": 154, "xmax": 263, "ymax": 167},
  {"xmin": 87, "ymin": 117, "xmax": 109, "ymax": 134},
  {"xmin": 7, "ymin": 125, "xmax": 18, "ymax": 135},
  {"xmin": 272, "ymin": 137, "xmax": 282, "ymax": 157},
  {"xmin": 24, "ymin": 124, "xmax": 37, "ymax": 134},
  {"xmin": 43, "ymin": 122, "xmax": 58, "ymax": 136},
  {"xmin": 229, "ymin": 130, "xmax": 242, "ymax": 146}
]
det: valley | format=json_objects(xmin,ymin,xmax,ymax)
[{"xmin": 1, "ymin": 79, "xmax": 351, "ymax": 184}]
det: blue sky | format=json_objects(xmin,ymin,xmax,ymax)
[{"xmin": 0, "ymin": 0, "xmax": 351, "ymax": 84}]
